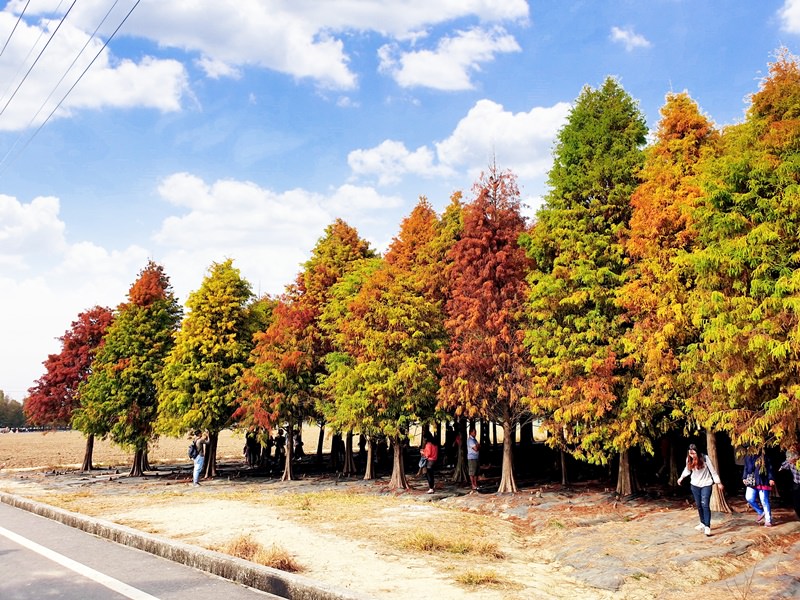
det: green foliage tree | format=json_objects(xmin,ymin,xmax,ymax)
[
  {"xmin": 74, "ymin": 261, "xmax": 182, "ymax": 476},
  {"xmin": 0, "ymin": 391, "xmax": 25, "ymax": 428},
  {"xmin": 157, "ymin": 259, "xmax": 255, "ymax": 478},
  {"xmin": 522, "ymin": 78, "xmax": 647, "ymax": 495},
  {"xmin": 24, "ymin": 305, "xmax": 114, "ymax": 469},
  {"xmin": 440, "ymin": 168, "xmax": 531, "ymax": 493},
  {"xmin": 682, "ymin": 50, "xmax": 800, "ymax": 456}
]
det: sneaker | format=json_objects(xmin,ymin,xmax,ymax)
[
  {"xmin": 427, "ymin": 488, "xmax": 434, "ymax": 494},
  {"xmin": 756, "ymin": 513, "xmax": 765, "ymax": 523},
  {"xmin": 694, "ymin": 523, "xmax": 705, "ymax": 531},
  {"xmin": 704, "ymin": 526, "xmax": 711, "ymax": 536},
  {"xmin": 765, "ymin": 521, "xmax": 772, "ymax": 527}
]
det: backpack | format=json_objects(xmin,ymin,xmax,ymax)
[{"xmin": 188, "ymin": 441, "xmax": 199, "ymax": 459}]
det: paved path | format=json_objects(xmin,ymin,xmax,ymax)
[{"xmin": 0, "ymin": 501, "xmax": 279, "ymax": 599}]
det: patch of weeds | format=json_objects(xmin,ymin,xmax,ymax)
[
  {"xmin": 399, "ymin": 530, "xmax": 505, "ymax": 558},
  {"xmin": 546, "ymin": 519, "xmax": 565, "ymax": 529},
  {"xmin": 219, "ymin": 534, "xmax": 304, "ymax": 573},
  {"xmin": 629, "ymin": 572, "xmax": 649, "ymax": 581},
  {"xmin": 456, "ymin": 569, "xmax": 504, "ymax": 586}
]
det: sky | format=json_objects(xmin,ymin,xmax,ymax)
[{"xmin": 1, "ymin": 0, "xmax": 799, "ymax": 402}]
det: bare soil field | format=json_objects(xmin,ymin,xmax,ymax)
[{"xmin": 1, "ymin": 430, "xmax": 799, "ymax": 600}]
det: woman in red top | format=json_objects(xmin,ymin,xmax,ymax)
[{"xmin": 421, "ymin": 431, "xmax": 439, "ymax": 494}]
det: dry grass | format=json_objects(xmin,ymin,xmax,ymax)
[
  {"xmin": 218, "ymin": 534, "xmax": 304, "ymax": 572},
  {"xmin": 455, "ymin": 569, "xmax": 513, "ymax": 588},
  {"xmin": 399, "ymin": 529, "xmax": 505, "ymax": 558}
]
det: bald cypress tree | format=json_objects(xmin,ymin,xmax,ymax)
[{"xmin": 523, "ymin": 78, "xmax": 647, "ymax": 495}]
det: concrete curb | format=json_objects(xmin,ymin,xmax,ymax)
[{"xmin": 1, "ymin": 491, "xmax": 373, "ymax": 600}]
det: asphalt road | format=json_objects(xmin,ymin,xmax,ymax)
[{"xmin": 0, "ymin": 502, "xmax": 280, "ymax": 600}]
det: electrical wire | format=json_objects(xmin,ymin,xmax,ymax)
[
  {"xmin": 0, "ymin": 0, "xmax": 68, "ymax": 108},
  {"xmin": 0, "ymin": 0, "xmax": 77, "ymax": 118},
  {"xmin": 0, "ymin": 0, "xmax": 123, "ymax": 167},
  {"xmin": 0, "ymin": 0, "xmax": 31, "ymax": 58},
  {"xmin": 0, "ymin": 0, "xmax": 142, "ymax": 177}
]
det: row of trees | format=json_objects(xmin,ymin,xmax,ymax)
[{"xmin": 24, "ymin": 50, "xmax": 800, "ymax": 495}]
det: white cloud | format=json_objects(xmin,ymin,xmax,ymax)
[
  {"xmin": 0, "ymin": 193, "xmax": 151, "ymax": 400},
  {"xmin": 0, "ymin": 10, "xmax": 188, "ymax": 130},
  {"xmin": 349, "ymin": 99, "xmax": 570, "ymax": 186},
  {"xmin": 0, "ymin": 194, "xmax": 66, "ymax": 269},
  {"xmin": 778, "ymin": 0, "xmax": 800, "ymax": 32},
  {"xmin": 8, "ymin": 1, "xmax": 528, "ymax": 93},
  {"xmin": 610, "ymin": 26, "xmax": 652, "ymax": 52},
  {"xmin": 348, "ymin": 140, "xmax": 455, "ymax": 185},
  {"xmin": 379, "ymin": 26, "xmax": 520, "ymax": 90},
  {"xmin": 154, "ymin": 173, "xmax": 404, "ymax": 299}
]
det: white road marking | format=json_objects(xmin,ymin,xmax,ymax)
[{"xmin": 0, "ymin": 525, "xmax": 160, "ymax": 600}]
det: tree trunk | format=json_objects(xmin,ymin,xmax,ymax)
[
  {"xmin": 388, "ymin": 435, "xmax": 409, "ymax": 490},
  {"xmin": 342, "ymin": 431, "xmax": 356, "ymax": 476},
  {"xmin": 496, "ymin": 420, "xmax": 517, "ymax": 493},
  {"xmin": 128, "ymin": 447, "xmax": 146, "ymax": 477},
  {"xmin": 203, "ymin": 432, "xmax": 218, "ymax": 478},
  {"xmin": 330, "ymin": 433, "xmax": 342, "ymax": 471},
  {"xmin": 669, "ymin": 439, "xmax": 680, "ymax": 486},
  {"xmin": 616, "ymin": 448, "xmax": 637, "ymax": 497},
  {"xmin": 316, "ymin": 423, "xmax": 325, "ymax": 464},
  {"xmin": 281, "ymin": 418, "xmax": 296, "ymax": 481},
  {"xmin": 142, "ymin": 449, "xmax": 151, "ymax": 472},
  {"xmin": 706, "ymin": 430, "xmax": 731, "ymax": 513},
  {"xmin": 451, "ymin": 418, "xmax": 468, "ymax": 484},
  {"xmin": 81, "ymin": 434, "xmax": 95, "ymax": 472},
  {"xmin": 363, "ymin": 437, "xmax": 376, "ymax": 480},
  {"xmin": 560, "ymin": 449, "xmax": 569, "ymax": 486}
]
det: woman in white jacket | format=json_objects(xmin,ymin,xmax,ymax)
[{"xmin": 677, "ymin": 443, "xmax": 724, "ymax": 536}]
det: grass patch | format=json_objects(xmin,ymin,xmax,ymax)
[
  {"xmin": 456, "ymin": 569, "xmax": 505, "ymax": 586},
  {"xmin": 219, "ymin": 534, "xmax": 304, "ymax": 573},
  {"xmin": 399, "ymin": 530, "xmax": 505, "ymax": 558}
]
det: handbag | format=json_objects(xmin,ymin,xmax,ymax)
[{"xmin": 743, "ymin": 473, "xmax": 756, "ymax": 487}]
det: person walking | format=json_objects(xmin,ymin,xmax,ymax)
[
  {"xmin": 191, "ymin": 429, "xmax": 209, "ymax": 486},
  {"xmin": 742, "ymin": 450, "xmax": 775, "ymax": 527},
  {"xmin": 779, "ymin": 448, "xmax": 800, "ymax": 520},
  {"xmin": 677, "ymin": 443, "xmax": 724, "ymax": 536},
  {"xmin": 467, "ymin": 426, "xmax": 480, "ymax": 491},
  {"xmin": 421, "ymin": 431, "xmax": 439, "ymax": 494}
]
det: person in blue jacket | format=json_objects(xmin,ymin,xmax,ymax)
[{"xmin": 742, "ymin": 451, "xmax": 775, "ymax": 527}]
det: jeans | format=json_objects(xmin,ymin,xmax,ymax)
[
  {"xmin": 745, "ymin": 487, "xmax": 772, "ymax": 523},
  {"xmin": 193, "ymin": 455, "xmax": 204, "ymax": 484},
  {"xmin": 426, "ymin": 461, "xmax": 435, "ymax": 490},
  {"xmin": 691, "ymin": 484, "xmax": 713, "ymax": 527}
]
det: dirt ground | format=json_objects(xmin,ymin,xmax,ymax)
[{"xmin": 1, "ymin": 430, "xmax": 799, "ymax": 600}]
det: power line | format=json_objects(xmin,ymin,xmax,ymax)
[
  {"xmin": 0, "ymin": 0, "xmax": 31, "ymax": 58},
  {"xmin": 0, "ymin": 0, "xmax": 68, "ymax": 107},
  {"xmin": 0, "ymin": 0, "xmax": 123, "ymax": 169},
  {"xmin": 0, "ymin": 0, "xmax": 142, "ymax": 177},
  {"xmin": 0, "ymin": 0, "xmax": 77, "ymax": 118}
]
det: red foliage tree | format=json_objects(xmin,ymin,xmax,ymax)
[{"xmin": 25, "ymin": 305, "xmax": 113, "ymax": 470}]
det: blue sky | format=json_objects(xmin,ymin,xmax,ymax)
[{"xmin": 2, "ymin": 0, "xmax": 799, "ymax": 400}]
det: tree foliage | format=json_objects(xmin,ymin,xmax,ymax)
[
  {"xmin": 25, "ymin": 306, "xmax": 113, "ymax": 427},
  {"xmin": 682, "ymin": 49, "xmax": 800, "ymax": 452},
  {"xmin": 157, "ymin": 259, "xmax": 255, "ymax": 477},
  {"xmin": 238, "ymin": 219, "xmax": 374, "ymax": 480},
  {"xmin": 440, "ymin": 168, "xmax": 530, "ymax": 493},
  {"xmin": 523, "ymin": 78, "xmax": 647, "ymax": 494},
  {"xmin": 73, "ymin": 261, "xmax": 182, "ymax": 476},
  {"xmin": 321, "ymin": 199, "xmax": 449, "ymax": 488}
]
